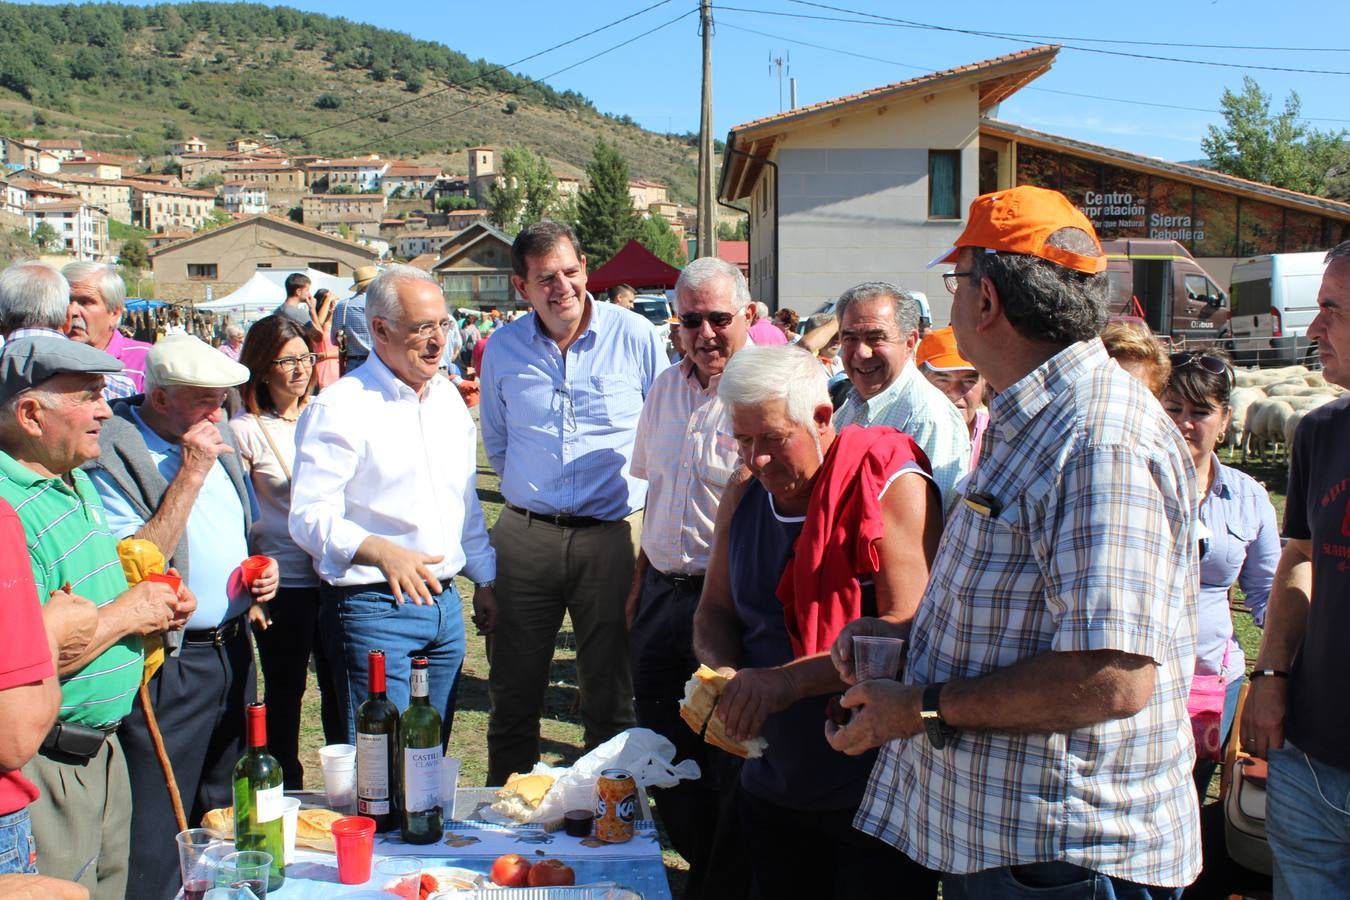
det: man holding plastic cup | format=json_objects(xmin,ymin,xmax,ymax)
[
  {"xmin": 86, "ymin": 334, "xmax": 276, "ymax": 900},
  {"xmin": 692, "ymin": 346, "xmax": 943, "ymax": 897}
]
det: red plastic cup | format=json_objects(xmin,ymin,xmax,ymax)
[
  {"xmin": 240, "ymin": 555, "xmax": 272, "ymax": 587},
  {"xmin": 143, "ymin": 571, "xmax": 182, "ymax": 593},
  {"xmin": 331, "ymin": 815, "xmax": 376, "ymax": 885}
]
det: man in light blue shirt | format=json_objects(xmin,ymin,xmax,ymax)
[
  {"xmin": 832, "ymin": 283, "xmax": 970, "ymax": 510},
  {"xmin": 332, "ymin": 265, "xmax": 379, "ymax": 371},
  {"xmin": 479, "ymin": 220, "xmax": 667, "ymax": 784}
]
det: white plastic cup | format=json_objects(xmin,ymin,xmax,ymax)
[
  {"xmin": 319, "ymin": 743, "xmax": 356, "ymax": 812},
  {"xmin": 278, "ymin": 796, "xmax": 301, "ymax": 864},
  {"xmin": 852, "ymin": 635, "xmax": 905, "ymax": 681}
]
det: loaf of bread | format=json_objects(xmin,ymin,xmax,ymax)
[
  {"xmin": 201, "ymin": 805, "xmax": 341, "ymax": 852},
  {"xmin": 679, "ymin": 664, "xmax": 767, "ymax": 760},
  {"xmin": 488, "ymin": 772, "xmax": 556, "ymax": 822}
]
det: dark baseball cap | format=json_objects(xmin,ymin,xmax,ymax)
[{"xmin": 0, "ymin": 335, "xmax": 123, "ymax": 403}]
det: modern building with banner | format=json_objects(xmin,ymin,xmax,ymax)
[{"xmin": 718, "ymin": 44, "xmax": 1350, "ymax": 323}]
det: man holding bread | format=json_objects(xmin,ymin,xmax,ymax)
[{"xmin": 692, "ymin": 345, "xmax": 942, "ymax": 898}]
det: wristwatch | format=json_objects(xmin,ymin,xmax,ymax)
[
  {"xmin": 920, "ymin": 683, "xmax": 955, "ymax": 749},
  {"xmin": 474, "ymin": 580, "xmax": 495, "ymax": 591}
]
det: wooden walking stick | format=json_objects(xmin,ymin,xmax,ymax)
[{"xmin": 117, "ymin": 539, "xmax": 189, "ymax": 833}]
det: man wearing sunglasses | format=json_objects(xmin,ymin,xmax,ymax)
[
  {"xmin": 627, "ymin": 256, "xmax": 752, "ymax": 896},
  {"xmin": 479, "ymin": 221, "xmax": 667, "ymax": 786},
  {"xmin": 1242, "ymin": 240, "xmax": 1350, "ymax": 897}
]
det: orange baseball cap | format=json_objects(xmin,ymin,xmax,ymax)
[
  {"xmin": 915, "ymin": 327, "xmax": 974, "ymax": 372},
  {"xmin": 927, "ymin": 185, "xmax": 1106, "ymax": 275}
]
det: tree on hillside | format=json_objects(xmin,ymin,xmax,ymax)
[
  {"xmin": 486, "ymin": 145, "xmax": 558, "ymax": 234},
  {"xmin": 119, "ymin": 237, "xmax": 150, "ymax": 270},
  {"xmin": 575, "ymin": 139, "xmax": 640, "ymax": 268},
  {"xmin": 1202, "ymin": 77, "xmax": 1349, "ymax": 198},
  {"xmin": 31, "ymin": 222, "xmax": 59, "ymax": 253},
  {"xmin": 637, "ymin": 215, "xmax": 684, "ymax": 267}
]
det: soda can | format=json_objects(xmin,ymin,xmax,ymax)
[{"xmin": 594, "ymin": 768, "xmax": 636, "ymax": 843}]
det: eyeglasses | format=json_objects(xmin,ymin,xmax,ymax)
[
  {"xmin": 408, "ymin": 319, "xmax": 453, "ymax": 342},
  {"xmin": 1169, "ymin": 351, "xmax": 1234, "ymax": 390},
  {"xmin": 943, "ymin": 271, "xmax": 976, "ymax": 294},
  {"xmin": 678, "ymin": 311, "xmax": 738, "ymax": 330},
  {"xmin": 272, "ymin": 354, "xmax": 319, "ymax": 371}
]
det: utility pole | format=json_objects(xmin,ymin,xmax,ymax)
[{"xmin": 696, "ymin": 0, "xmax": 717, "ymax": 260}]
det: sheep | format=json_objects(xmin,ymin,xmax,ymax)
[
  {"xmin": 1283, "ymin": 408, "xmax": 1309, "ymax": 455},
  {"xmin": 1265, "ymin": 380, "xmax": 1313, "ymax": 398},
  {"xmin": 1242, "ymin": 398, "xmax": 1295, "ymax": 462},
  {"xmin": 1226, "ymin": 386, "xmax": 1266, "ymax": 451}
]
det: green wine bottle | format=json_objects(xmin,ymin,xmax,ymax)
[
  {"xmin": 232, "ymin": 702, "xmax": 285, "ymax": 892},
  {"xmin": 400, "ymin": 656, "xmax": 443, "ymax": 844},
  {"xmin": 356, "ymin": 649, "xmax": 400, "ymax": 832}
]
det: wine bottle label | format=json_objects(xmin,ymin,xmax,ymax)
[
  {"xmin": 255, "ymin": 784, "xmax": 284, "ymax": 823},
  {"xmin": 411, "ymin": 666, "xmax": 429, "ymax": 698},
  {"xmin": 403, "ymin": 747, "xmax": 441, "ymax": 813},
  {"xmin": 356, "ymin": 732, "xmax": 390, "ymax": 813}
]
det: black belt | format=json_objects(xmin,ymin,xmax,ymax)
[
  {"xmin": 653, "ymin": 568, "xmax": 705, "ymax": 592},
  {"xmin": 184, "ymin": 615, "xmax": 244, "ymax": 646},
  {"xmin": 506, "ymin": 503, "xmax": 612, "ymax": 529},
  {"xmin": 42, "ymin": 720, "xmax": 118, "ymax": 760}
]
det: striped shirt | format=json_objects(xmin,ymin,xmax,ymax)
[
  {"xmin": 855, "ymin": 339, "xmax": 1201, "ymax": 888},
  {"xmin": 834, "ymin": 360, "xmax": 970, "ymax": 511},
  {"xmin": 630, "ymin": 356, "xmax": 743, "ymax": 575},
  {"xmin": 0, "ymin": 451, "xmax": 140, "ymax": 728}
]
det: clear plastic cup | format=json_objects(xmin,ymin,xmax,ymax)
[
  {"xmin": 215, "ymin": 850, "xmax": 273, "ymax": 899},
  {"xmin": 278, "ymin": 796, "xmax": 302, "ymax": 865},
  {"xmin": 176, "ymin": 828, "xmax": 228, "ymax": 900},
  {"xmin": 440, "ymin": 756, "xmax": 460, "ymax": 820},
  {"xmin": 375, "ymin": 857, "xmax": 422, "ymax": 899},
  {"xmin": 331, "ymin": 816, "xmax": 376, "ymax": 885},
  {"xmin": 318, "ymin": 743, "xmax": 356, "ymax": 812},
  {"xmin": 852, "ymin": 635, "xmax": 905, "ymax": 681}
]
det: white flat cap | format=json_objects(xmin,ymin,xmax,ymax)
[{"xmin": 146, "ymin": 334, "xmax": 248, "ymax": 389}]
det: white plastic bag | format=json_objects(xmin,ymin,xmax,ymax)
[{"xmin": 501, "ymin": 728, "xmax": 702, "ymax": 824}]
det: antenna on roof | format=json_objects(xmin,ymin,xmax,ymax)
[{"xmin": 770, "ymin": 50, "xmax": 791, "ymax": 113}]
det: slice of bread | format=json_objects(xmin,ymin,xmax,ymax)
[
  {"xmin": 489, "ymin": 771, "xmax": 556, "ymax": 822},
  {"xmin": 678, "ymin": 664, "xmax": 768, "ymax": 759}
]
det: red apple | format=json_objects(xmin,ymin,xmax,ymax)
[
  {"xmin": 527, "ymin": 858, "xmax": 576, "ymax": 887},
  {"xmin": 490, "ymin": 853, "xmax": 533, "ymax": 887}
]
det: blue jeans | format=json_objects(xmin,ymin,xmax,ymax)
[
  {"xmin": 1265, "ymin": 741, "xmax": 1350, "ymax": 900},
  {"xmin": 943, "ymin": 862, "xmax": 1183, "ymax": 899},
  {"xmin": 0, "ymin": 808, "xmax": 35, "ymax": 875},
  {"xmin": 319, "ymin": 584, "xmax": 465, "ymax": 744}
]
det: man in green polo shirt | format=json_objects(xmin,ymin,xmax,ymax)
[{"xmin": 0, "ymin": 336, "xmax": 193, "ymax": 899}]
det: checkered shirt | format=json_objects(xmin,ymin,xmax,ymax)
[{"xmin": 855, "ymin": 339, "xmax": 1202, "ymax": 888}]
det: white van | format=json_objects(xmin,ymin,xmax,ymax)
[{"xmin": 1228, "ymin": 251, "xmax": 1326, "ymax": 367}]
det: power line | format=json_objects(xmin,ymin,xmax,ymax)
[
  {"xmin": 786, "ymin": 0, "xmax": 1349, "ymax": 53},
  {"xmin": 292, "ymin": 0, "xmax": 682, "ymax": 146},
  {"xmin": 350, "ymin": 9, "xmax": 697, "ymax": 151},
  {"xmin": 714, "ymin": 2, "xmax": 1350, "ymax": 76},
  {"xmin": 718, "ymin": 20, "xmax": 1350, "ymax": 124}
]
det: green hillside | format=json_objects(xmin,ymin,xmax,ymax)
[{"xmin": 0, "ymin": 2, "xmax": 699, "ymax": 200}]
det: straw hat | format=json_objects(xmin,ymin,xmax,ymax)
[{"xmin": 351, "ymin": 265, "xmax": 380, "ymax": 292}]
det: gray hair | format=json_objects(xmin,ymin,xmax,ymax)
[
  {"xmin": 718, "ymin": 345, "xmax": 829, "ymax": 432},
  {"xmin": 365, "ymin": 264, "xmax": 438, "ymax": 329},
  {"xmin": 968, "ymin": 228, "xmax": 1107, "ymax": 346},
  {"xmin": 675, "ymin": 257, "xmax": 750, "ymax": 312},
  {"xmin": 62, "ymin": 261, "xmax": 127, "ymax": 315},
  {"xmin": 1325, "ymin": 240, "xmax": 1350, "ymax": 264},
  {"xmin": 224, "ymin": 323, "xmax": 244, "ymax": 339},
  {"xmin": 806, "ymin": 312, "xmax": 835, "ymax": 331},
  {"xmin": 0, "ymin": 260, "xmax": 69, "ymax": 334},
  {"xmin": 835, "ymin": 282, "xmax": 921, "ymax": 337},
  {"xmin": 753, "ymin": 301, "xmax": 769, "ymax": 319}
]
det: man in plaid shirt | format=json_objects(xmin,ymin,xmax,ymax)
[{"xmin": 826, "ymin": 185, "xmax": 1201, "ymax": 898}]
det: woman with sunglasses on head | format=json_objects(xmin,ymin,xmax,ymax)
[
  {"xmin": 1161, "ymin": 350, "xmax": 1281, "ymax": 794},
  {"xmin": 229, "ymin": 315, "xmax": 340, "ymax": 787}
]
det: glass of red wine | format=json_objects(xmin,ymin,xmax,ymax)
[
  {"xmin": 176, "ymin": 828, "xmax": 228, "ymax": 900},
  {"xmin": 215, "ymin": 850, "xmax": 273, "ymax": 899}
]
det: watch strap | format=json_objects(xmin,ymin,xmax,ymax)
[{"xmin": 921, "ymin": 682, "xmax": 952, "ymax": 749}]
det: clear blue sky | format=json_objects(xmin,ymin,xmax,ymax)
[{"xmin": 25, "ymin": 0, "xmax": 1350, "ymax": 161}]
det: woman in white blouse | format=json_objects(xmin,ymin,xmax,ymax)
[{"xmin": 230, "ymin": 315, "xmax": 339, "ymax": 787}]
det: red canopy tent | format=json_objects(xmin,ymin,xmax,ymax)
[{"xmin": 586, "ymin": 240, "xmax": 682, "ymax": 292}]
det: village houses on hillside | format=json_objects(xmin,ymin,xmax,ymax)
[{"xmin": 0, "ymin": 136, "xmax": 687, "ymax": 303}]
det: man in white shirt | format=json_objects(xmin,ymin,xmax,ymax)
[
  {"xmin": 290, "ymin": 265, "xmax": 496, "ymax": 742},
  {"xmin": 832, "ymin": 283, "xmax": 970, "ymax": 509}
]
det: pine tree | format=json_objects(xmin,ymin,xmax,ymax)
[
  {"xmin": 575, "ymin": 139, "xmax": 639, "ymax": 268},
  {"xmin": 637, "ymin": 214, "xmax": 684, "ymax": 266}
]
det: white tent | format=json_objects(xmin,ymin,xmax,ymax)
[{"xmin": 195, "ymin": 268, "xmax": 355, "ymax": 322}]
